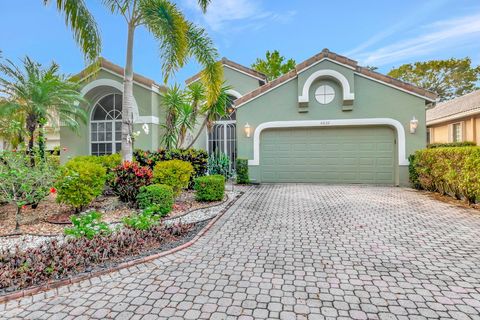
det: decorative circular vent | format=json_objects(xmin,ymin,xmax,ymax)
[{"xmin": 315, "ymin": 85, "xmax": 335, "ymax": 104}]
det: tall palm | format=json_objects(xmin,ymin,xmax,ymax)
[
  {"xmin": 46, "ymin": 0, "xmax": 222, "ymax": 161},
  {"xmin": 0, "ymin": 57, "xmax": 87, "ymax": 162}
]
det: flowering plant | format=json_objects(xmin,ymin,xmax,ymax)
[{"xmin": 110, "ymin": 161, "xmax": 153, "ymax": 203}]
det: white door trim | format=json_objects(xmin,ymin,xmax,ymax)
[{"xmin": 248, "ymin": 118, "xmax": 407, "ymax": 166}]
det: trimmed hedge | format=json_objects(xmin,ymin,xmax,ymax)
[
  {"xmin": 153, "ymin": 160, "xmax": 194, "ymax": 197},
  {"xmin": 134, "ymin": 148, "xmax": 208, "ymax": 188},
  {"xmin": 136, "ymin": 184, "xmax": 174, "ymax": 216},
  {"xmin": 55, "ymin": 160, "xmax": 106, "ymax": 212},
  {"xmin": 410, "ymin": 147, "xmax": 480, "ymax": 203},
  {"xmin": 236, "ymin": 158, "xmax": 249, "ymax": 184},
  {"xmin": 69, "ymin": 154, "xmax": 122, "ymax": 188},
  {"xmin": 194, "ymin": 175, "xmax": 225, "ymax": 202},
  {"xmin": 427, "ymin": 141, "xmax": 476, "ymax": 149}
]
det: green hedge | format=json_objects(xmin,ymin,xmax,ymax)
[
  {"xmin": 194, "ymin": 175, "xmax": 225, "ymax": 202},
  {"xmin": 427, "ymin": 141, "xmax": 476, "ymax": 149},
  {"xmin": 236, "ymin": 158, "xmax": 249, "ymax": 184},
  {"xmin": 410, "ymin": 147, "xmax": 480, "ymax": 203},
  {"xmin": 136, "ymin": 184, "xmax": 174, "ymax": 216},
  {"xmin": 153, "ymin": 160, "xmax": 194, "ymax": 197},
  {"xmin": 134, "ymin": 148, "xmax": 208, "ymax": 188}
]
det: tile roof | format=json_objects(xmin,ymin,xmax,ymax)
[
  {"xmin": 73, "ymin": 58, "xmax": 166, "ymax": 92},
  {"xmin": 426, "ymin": 90, "xmax": 480, "ymax": 125},
  {"xmin": 234, "ymin": 49, "xmax": 437, "ymax": 107},
  {"xmin": 185, "ymin": 58, "xmax": 267, "ymax": 84}
]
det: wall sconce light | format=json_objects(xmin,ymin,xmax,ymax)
[
  {"xmin": 244, "ymin": 123, "xmax": 252, "ymax": 138},
  {"xmin": 410, "ymin": 116, "xmax": 419, "ymax": 134}
]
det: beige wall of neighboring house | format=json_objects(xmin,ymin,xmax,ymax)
[{"xmin": 427, "ymin": 90, "xmax": 480, "ymax": 145}]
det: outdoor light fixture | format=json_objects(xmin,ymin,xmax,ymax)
[
  {"xmin": 410, "ymin": 116, "xmax": 419, "ymax": 134},
  {"xmin": 142, "ymin": 123, "xmax": 149, "ymax": 135},
  {"xmin": 244, "ymin": 123, "xmax": 252, "ymax": 138}
]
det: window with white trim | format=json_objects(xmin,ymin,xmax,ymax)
[
  {"xmin": 90, "ymin": 93, "xmax": 122, "ymax": 156},
  {"xmin": 452, "ymin": 122, "xmax": 462, "ymax": 142},
  {"xmin": 315, "ymin": 85, "xmax": 335, "ymax": 104}
]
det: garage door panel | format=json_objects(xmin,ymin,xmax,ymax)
[{"xmin": 260, "ymin": 127, "xmax": 395, "ymax": 184}]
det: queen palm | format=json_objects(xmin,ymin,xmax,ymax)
[
  {"xmin": 46, "ymin": 0, "xmax": 222, "ymax": 161},
  {"xmin": 0, "ymin": 57, "xmax": 87, "ymax": 162}
]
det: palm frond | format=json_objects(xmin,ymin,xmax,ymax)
[
  {"xmin": 186, "ymin": 22, "xmax": 222, "ymax": 105},
  {"xmin": 196, "ymin": 0, "xmax": 212, "ymax": 13},
  {"xmin": 45, "ymin": 0, "xmax": 101, "ymax": 62},
  {"xmin": 139, "ymin": 0, "xmax": 189, "ymax": 82}
]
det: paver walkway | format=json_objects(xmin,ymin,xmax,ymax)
[{"xmin": 2, "ymin": 184, "xmax": 480, "ymax": 319}]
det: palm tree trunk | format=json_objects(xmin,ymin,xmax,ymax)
[
  {"xmin": 121, "ymin": 22, "xmax": 136, "ymax": 162},
  {"xmin": 186, "ymin": 116, "xmax": 209, "ymax": 149},
  {"xmin": 38, "ymin": 122, "xmax": 46, "ymax": 161},
  {"xmin": 26, "ymin": 113, "xmax": 37, "ymax": 166}
]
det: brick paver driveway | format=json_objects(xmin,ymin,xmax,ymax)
[{"xmin": 3, "ymin": 184, "xmax": 480, "ymax": 320}]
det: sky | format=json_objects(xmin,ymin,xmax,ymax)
[{"xmin": 1, "ymin": 0, "xmax": 480, "ymax": 87}]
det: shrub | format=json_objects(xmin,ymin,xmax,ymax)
[
  {"xmin": 236, "ymin": 158, "xmax": 249, "ymax": 184},
  {"xmin": 111, "ymin": 161, "xmax": 153, "ymax": 203},
  {"xmin": 408, "ymin": 154, "xmax": 421, "ymax": 190},
  {"xmin": 208, "ymin": 152, "xmax": 233, "ymax": 179},
  {"xmin": 64, "ymin": 211, "xmax": 111, "ymax": 239},
  {"xmin": 153, "ymin": 160, "xmax": 194, "ymax": 196},
  {"xmin": 122, "ymin": 210, "xmax": 160, "ymax": 230},
  {"xmin": 0, "ymin": 223, "xmax": 193, "ymax": 290},
  {"xmin": 55, "ymin": 160, "xmax": 106, "ymax": 212},
  {"xmin": 0, "ymin": 151, "xmax": 57, "ymax": 230},
  {"xmin": 136, "ymin": 184, "xmax": 174, "ymax": 215},
  {"xmin": 411, "ymin": 147, "xmax": 480, "ymax": 203},
  {"xmin": 69, "ymin": 154, "xmax": 121, "ymax": 185},
  {"xmin": 427, "ymin": 141, "xmax": 476, "ymax": 148},
  {"xmin": 194, "ymin": 175, "xmax": 225, "ymax": 202},
  {"xmin": 134, "ymin": 148, "xmax": 208, "ymax": 188}
]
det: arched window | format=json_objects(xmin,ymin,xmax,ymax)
[{"xmin": 90, "ymin": 93, "xmax": 122, "ymax": 156}]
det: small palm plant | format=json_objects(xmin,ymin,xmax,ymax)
[{"xmin": 0, "ymin": 57, "xmax": 87, "ymax": 163}]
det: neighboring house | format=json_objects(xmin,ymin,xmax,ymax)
[
  {"xmin": 426, "ymin": 90, "xmax": 480, "ymax": 145},
  {"xmin": 63, "ymin": 49, "xmax": 437, "ymax": 186}
]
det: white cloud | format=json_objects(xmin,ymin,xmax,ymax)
[
  {"xmin": 352, "ymin": 12, "xmax": 480, "ymax": 66},
  {"xmin": 181, "ymin": 0, "xmax": 295, "ymax": 32}
]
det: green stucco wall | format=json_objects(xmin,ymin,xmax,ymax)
[
  {"xmin": 236, "ymin": 61, "xmax": 427, "ymax": 186},
  {"xmin": 60, "ymin": 69, "xmax": 164, "ymax": 163}
]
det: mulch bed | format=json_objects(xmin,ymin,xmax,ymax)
[
  {"xmin": 420, "ymin": 190, "xmax": 480, "ymax": 211},
  {"xmin": 0, "ymin": 191, "xmax": 226, "ymax": 237},
  {"xmin": 0, "ymin": 219, "xmax": 210, "ymax": 296}
]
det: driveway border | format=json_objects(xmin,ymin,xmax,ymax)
[{"xmin": 0, "ymin": 192, "xmax": 245, "ymax": 309}]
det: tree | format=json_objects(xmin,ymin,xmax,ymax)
[
  {"xmin": 0, "ymin": 57, "xmax": 87, "ymax": 163},
  {"xmin": 388, "ymin": 58, "xmax": 480, "ymax": 102},
  {"xmin": 252, "ymin": 50, "xmax": 296, "ymax": 81},
  {"xmin": 0, "ymin": 151, "xmax": 56, "ymax": 231},
  {"xmin": 46, "ymin": 0, "xmax": 223, "ymax": 161}
]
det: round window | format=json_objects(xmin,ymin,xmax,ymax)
[{"xmin": 315, "ymin": 85, "xmax": 335, "ymax": 104}]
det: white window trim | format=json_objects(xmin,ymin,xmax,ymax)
[
  {"xmin": 298, "ymin": 69, "xmax": 355, "ymax": 105},
  {"xmin": 247, "ymin": 118, "xmax": 408, "ymax": 166},
  {"xmin": 450, "ymin": 122, "xmax": 463, "ymax": 143}
]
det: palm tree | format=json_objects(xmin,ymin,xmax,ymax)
[
  {"xmin": 0, "ymin": 57, "xmax": 87, "ymax": 163},
  {"xmin": 45, "ymin": 0, "xmax": 223, "ymax": 161},
  {"xmin": 186, "ymin": 84, "xmax": 232, "ymax": 149}
]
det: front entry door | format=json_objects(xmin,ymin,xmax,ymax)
[{"xmin": 207, "ymin": 121, "xmax": 237, "ymax": 169}]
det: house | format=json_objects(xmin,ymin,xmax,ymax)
[
  {"xmin": 426, "ymin": 90, "xmax": 480, "ymax": 145},
  {"xmin": 62, "ymin": 49, "xmax": 437, "ymax": 186}
]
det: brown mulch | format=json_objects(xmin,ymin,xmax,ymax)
[
  {"xmin": 0, "ymin": 190, "xmax": 226, "ymax": 237},
  {"xmin": 415, "ymin": 189, "xmax": 480, "ymax": 211}
]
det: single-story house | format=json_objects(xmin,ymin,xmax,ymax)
[
  {"xmin": 427, "ymin": 90, "xmax": 480, "ymax": 145},
  {"xmin": 62, "ymin": 49, "xmax": 437, "ymax": 186}
]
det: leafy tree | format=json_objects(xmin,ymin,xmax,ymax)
[
  {"xmin": 0, "ymin": 57, "xmax": 87, "ymax": 163},
  {"xmin": 252, "ymin": 50, "xmax": 296, "ymax": 81},
  {"xmin": 45, "ymin": 0, "xmax": 223, "ymax": 161},
  {"xmin": 388, "ymin": 58, "xmax": 480, "ymax": 101},
  {"xmin": 0, "ymin": 151, "xmax": 57, "ymax": 231}
]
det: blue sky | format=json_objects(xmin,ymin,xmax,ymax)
[{"xmin": 1, "ymin": 0, "xmax": 480, "ymax": 86}]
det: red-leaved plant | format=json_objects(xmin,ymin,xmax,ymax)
[
  {"xmin": 0, "ymin": 223, "xmax": 192, "ymax": 291},
  {"xmin": 110, "ymin": 161, "xmax": 153, "ymax": 203}
]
